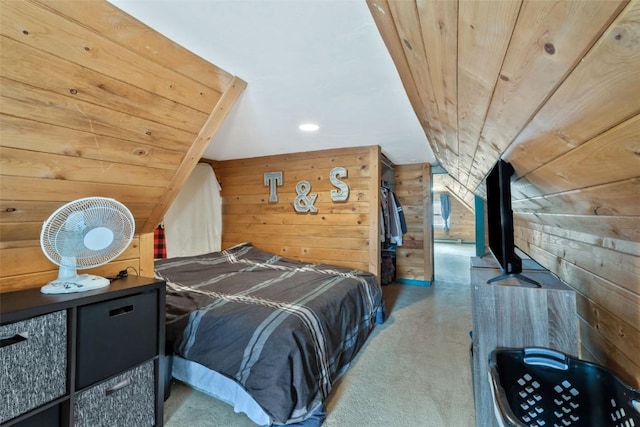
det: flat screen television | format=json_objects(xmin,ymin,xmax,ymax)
[{"xmin": 485, "ymin": 159, "xmax": 538, "ymax": 286}]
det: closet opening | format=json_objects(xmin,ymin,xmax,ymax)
[{"xmin": 380, "ymin": 153, "xmax": 397, "ymax": 285}]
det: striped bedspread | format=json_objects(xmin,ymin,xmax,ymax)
[{"xmin": 154, "ymin": 242, "xmax": 384, "ymax": 425}]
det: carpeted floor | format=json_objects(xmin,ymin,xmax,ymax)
[{"xmin": 164, "ymin": 243, "xmax": 477, "ymax": 427}]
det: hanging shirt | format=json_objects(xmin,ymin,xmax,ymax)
[
  {"xmin": 387, "ymin": 189, "xmax": 402, "ymax": 246},
  {"xmin": 379, "ymin": 205, "xmax": 385, "ymax": 242},
  {"xmin": 393, "ymin": 192, "xmax": 407, "ymax": 235},
  {"xmin": 380, "ymin": 187, "xmax": 391, "ymax": 244}
]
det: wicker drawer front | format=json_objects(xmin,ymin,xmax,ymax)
[
  {"xmin": 0, "ymin": 310, "xmax": 67, "ymax": 423},
  {"xmin": 74, "ymin": 361, "xmax": 155, "ymax": 427}
]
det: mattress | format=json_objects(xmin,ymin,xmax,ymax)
[{"xmin": 155, "ymin": 242, "xmax": 384, "ymax": 425}]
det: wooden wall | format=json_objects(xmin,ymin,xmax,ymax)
[
  {"xmin": 1, "ymin": 0, "xmax": 636, "ymax": 387},
  {"xmin": 369, "ymin": 0, "xmax": 639, "ymax": 386},
  {"xmin": 0, "ymin": 0, "xmax": 244, "ymax": 292},
  {"xmin": 206, "ymin": 146, "xmax": 381, "ymax": 277},
  {"xmin": 394, "ymin": 164, "xmax": 433, "ymax": 283},
  {"xmin": 433, "ymin": 174, "xmax": 474, "ymax": 243},
  {"xmin": 432, "ymin": 193, "xmax": 474, "ymax": 243}
]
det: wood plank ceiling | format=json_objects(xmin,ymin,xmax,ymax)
[
  {"xmin": 0, "ymin": 0, "xmax": 245, "ymax": 290},
  {"xmin": 0, "ymin": 0, "xmax": 245, "ymax": 238},
  {"xmin": 367, "ymin": 0, "xmax": 638, "ymax": 208},
  {"xmin": 367, "ymin": 0, "xmax": 640, "ymax": 385}
]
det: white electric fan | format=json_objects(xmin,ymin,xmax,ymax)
[{"xmin": 40, "ymin": 197, "xmax": 135, "ymax": 294}]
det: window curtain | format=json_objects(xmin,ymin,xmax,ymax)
[
  {"xmin": 440, "ymin": 193, "xmax": 451, "ymax": 232},
  {"xmin": 163, "ymin": 163, "xmax": 222, "ymax": 258}
]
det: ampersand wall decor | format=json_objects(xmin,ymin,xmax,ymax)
[{"xmin": 294, "ymin": 180, "xmax": 318, "ymax": 213}]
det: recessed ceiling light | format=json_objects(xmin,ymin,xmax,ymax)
[{"xmin": 299, "ymin": 123, "xmax": 319, "ymax": 132}]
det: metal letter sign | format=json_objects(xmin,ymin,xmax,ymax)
[
  {"xmin": 294, "ymin": 181, "xmax": 318, "ymax": 213},
  {"xmin": 264, "ymin": 171, "xmax": 283, "ymax": 203},
  {"xmin": 266, "ymin": 168, "xmax": 348, "ymax": 212},
  {"xmin": 330, "ymin": 167, "xmax": 349, "ymax": 202}
]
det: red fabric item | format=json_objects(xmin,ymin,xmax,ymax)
[{"xmin": 154, "ymin": 226, "xmax": 167, "ymax": 259}]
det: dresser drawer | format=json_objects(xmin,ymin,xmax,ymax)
[
  {"xmin": 74, "ymin": 361, "xmax": 155, "ymax": 427},
  {"xmin": 0, "ymin": 311, "xmax": 67, "ymax": 424},
  {"xmin": 76, "ymin": 290, "xmax": 158, "ymax": 389},
  {"xmin": 12, "ymin": 404, "xmax": 61, "ymax": 427}
]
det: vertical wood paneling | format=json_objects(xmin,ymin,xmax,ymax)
[
  {"xmin": 139, "ymin": 232, "xmax": 154, "ymax": 277},
  {"xmin": 208, "ymin": 147, "xmax": 380, "ymax": 276}
]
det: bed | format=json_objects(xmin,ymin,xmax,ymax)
[{"xmin": 154, "ymin": 242, "xmax": 385, "ymax": 426}]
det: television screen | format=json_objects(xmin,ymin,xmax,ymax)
[{"xmin": 485, "ymin": 159, "xmax": 521, "ymax": 275}]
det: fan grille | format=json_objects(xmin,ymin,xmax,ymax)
[{"xmin": 41, "ymin": 197, "xmax": 135, "ymax": 269}]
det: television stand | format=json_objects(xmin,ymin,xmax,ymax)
[
  {"xmin": 487, "ymin": 273, "xmax": 541, "ymax": 287},
  {"xmin": 470, "ymin": 258, "xmax": 578, "ymax": 427}
]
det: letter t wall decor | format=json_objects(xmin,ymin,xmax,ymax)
[{"xmin": 264, "ymin": 171, "xmax": 283, "ymax": 203}]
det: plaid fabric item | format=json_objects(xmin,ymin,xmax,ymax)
[{"xmin": 154, "ymin": 225, "xmax": 167, "ymax": 259}]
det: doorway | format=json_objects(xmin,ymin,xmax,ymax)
[{"xmin": 431, "ymin": 172, "xmax": 477, "ymax": 281}]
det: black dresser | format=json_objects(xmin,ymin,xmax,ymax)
[{"xmin": 0, "ymin": 276, "xmax": 165, "ymax": 427}]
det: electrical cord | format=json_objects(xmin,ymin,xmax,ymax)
[
  {"xmin": 125, "ymin": 266, "xmax": 139, "ymax": 276},
  {"xmin": 107, "ymin": 266, "xmax": 139, "ymax": 281}
]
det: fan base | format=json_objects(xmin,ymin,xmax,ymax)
[{"xmin": 41, "ymin": 274, "xmax": 110, "ymax": 294}]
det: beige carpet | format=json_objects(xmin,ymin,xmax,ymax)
[{"xmin": 164, "ymin": 243, "xmax": 476, "ymax": 427}]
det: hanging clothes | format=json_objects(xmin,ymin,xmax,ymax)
[
  {"xmin": 386, "ymin": 189, "xmax": 402, "ymax": 246},
  {"xmin": 379, "ymin": 205, "xmax": 385, "ymax": 243},
  {"xmin": 380, "ymin": 185, "xmax": 406, "ymax": 247},
  {"xmin": 392, "ymin": 192, "xmax": 407, "ymax": 235},
  {"xmin": 380, "ymin": 187, "xmax": 392, "ymax": 246},
  {"xmin": 440, "ymin": 193, "xmax": 451, "ymax": 232}
]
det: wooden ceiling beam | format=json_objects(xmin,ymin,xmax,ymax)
[{"xmin": 142, "ymin": 76, "xmax": 247, "ymax": 233}]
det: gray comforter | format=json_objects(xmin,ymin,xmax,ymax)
[{"xmin": 155, "ymin": 243, "xmax": 384, "ymax": 425}]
